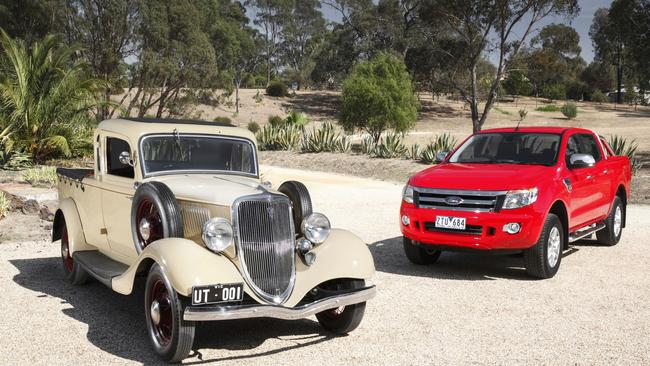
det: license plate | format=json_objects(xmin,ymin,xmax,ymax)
[
  {"xmin": 435, "ymin": 216, "xmax": 466, "ymax": 230},
  {"xmin": 191, "ymin": 283, "xmax": 244, "ymax": 305}
]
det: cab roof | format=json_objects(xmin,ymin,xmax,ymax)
[{"xmin": 478, "ymin": 126, "xmax": 592, "ymax": 135}]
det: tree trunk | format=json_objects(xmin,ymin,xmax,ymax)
[
  {"xmin": 235, "ymin": 81, "xmax": 240, "ymax": 115},
  {"xmin": 470, "ymin": 65, "xmax": 481, "ymax": 133},
  {"xmin": 616, "ymin": 47, "xmax": 623, "ymax": 104}
]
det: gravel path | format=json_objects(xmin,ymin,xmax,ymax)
[{"xmin": 1, "ymin": 166, "xmax": 649, "ymax": 365}]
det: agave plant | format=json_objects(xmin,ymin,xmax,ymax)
[
  {"xmin": 607, "ymin": 135, "xmax": 643, "ymax": 174},
  {"xmin": 419, "ymin": 133, "xmax": 458, "ymax": 164},
  {"xmin": 284, "ymin": 110, "xmax": 309, "ymax": 128},
  {"xmin": 373, "ymin": 132, "xmax": 408, "ymax": 159},
  {"xmin": 256, "ymin": 124, "xmax": 301, "ymax": 151},
  {"xmin": 301, "ymin": 122, "xmax": 350, "ymax": 153},
  {"xmin": 0, "ymin": 30, "xmax": 106, "ymax": 162}
]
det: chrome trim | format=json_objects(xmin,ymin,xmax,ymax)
[
  {"xmin": 424, "ymin": 197, "xmax": 496, "ymax": 206},
  {"xmin": 416, "ymin": 204, "xmax": 493, "ymax": 212},
  {"xmin": 231, "ymin": 193, "xmax": 296, "ymax": 305},
  {"xmin": 180, "ymin": 203, "xmax": 211, "ymax": 239},
  {"xmin": 183, "ymin": 286, "xmax": 376, "ymax": 321},
  {"xmin": 414, "ymin": 188, "xmax": 508, "ymax": 196}
]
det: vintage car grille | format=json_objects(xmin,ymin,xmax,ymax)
[
  {"xmin": 415, "ymin": 188, "xmax": 507, "ymax": 212},
  {"xmin": 233, "ymin": 194, "xmax": 295, "ymax": 304}
]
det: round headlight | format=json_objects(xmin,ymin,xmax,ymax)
[
  {"xmin": 301, "ymin": 213, "xmax": 331, "ymax": 244},
  {"xmin": 202, "ymin": 218, "xmax": 233, "ymax": 253}
]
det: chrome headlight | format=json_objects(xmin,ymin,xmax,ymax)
[
  {"xmin": 402, "ymin": 184, "xmax": 414, "ymax": 204},
  {"xmin": 502, "ymin": 188, "xmax": 538, "ymax": 209},
  {"xmin": 301, "ymin": 212, "xmax": 331, "ymax": 244},
  {"xmin": 202, "ymin": 218, "xmax": 233, "ymax": 252}
]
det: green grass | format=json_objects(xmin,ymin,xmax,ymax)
[
  {"xmin": 22, "ymin": 166, "xmax": 57, "ymax": 188},
  {"xmin": 535, "ymin": 104, "xmax": 561, "ymax": 112},
  {"xmin": 493, "ymin": 107, "xmax": 512, "ymax": 115}
]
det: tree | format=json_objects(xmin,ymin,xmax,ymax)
[
  {"xmin": 581, "ymin": 61, "xmax": 615, "ymax": 95},
  {"xmin": 503, "ymin": 70, "xmax": 533, "ymax": 101},
  {"xmin": 420, "ymin": 0, "xmax": 579, "ymax": 132},
  {"xmin": 339, "ymin": 53, "xmax": 418, "ymax": 143},
  {"xmin": 245, "ymin": 0, "xmax": 290, "ymax": 86},
  {"xmin": 0, "ymin": 0, "xmax": 63, "ymax": 42},
  {"xmin": 0, "ymin": 30, "xmax": 105, "ymax": 162}
]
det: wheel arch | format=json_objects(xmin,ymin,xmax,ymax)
[
  {"xmin": 548, "ymin": 200, "xmax": 569, "ymax": 249},
  {"xmin": 52, "ymin": 198, "xmax": 94, "ymax": 254},
  {"xmin": 616, "ymin": 184, "xmax": 627, "ymax": 228}
]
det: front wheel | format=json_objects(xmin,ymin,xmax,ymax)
[
  {"xmin": 144, "ymin": 264, "xmax": 195, "ymax": 363},
  {"xmin": 524, "ymin": 213, "xmax": 563, "ymax": 279},
  {"xmin": 596, "ymin": 196, "xmax": 624, "ymax": 246},
  {"xmin": 315, "ymin": 279, "xmax": 366, "ymax": 334},
  {"xmin": 403, "ymin": 237, "xmax": 441, "ymax": 265}
]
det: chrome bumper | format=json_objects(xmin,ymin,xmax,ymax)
[{"xmin": 183, "ymin": 285, "xmax": 376, "ymax": 321}]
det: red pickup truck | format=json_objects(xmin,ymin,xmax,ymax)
[{"xmin": 400, "ymin": 127, "xmax": 631, "ymax": 278}]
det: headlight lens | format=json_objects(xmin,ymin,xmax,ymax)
[
  {"xmin": 202, "ymin": 218, "xmax": 233, "ymax": 252},
  {"xmin": 502, "ymin": 188, "xmax": 538, "ymax": 209},
  {"xmin": 403, "ymin": 184, "xmax": 414, "ymax": 204},
  {"xmin": 301, "ymin": 212, "xmax": 331, "ymax": 244}
]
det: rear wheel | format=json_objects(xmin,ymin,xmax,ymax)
[
  {"xmin": 315, "ymin": 279, "xmax": 366, "ymax": 334},
  {"xmin": 403, "ymin": 237, "xmax": 441, "ymax": 265},
  {"xmin": 596, "ymin": 196, "xmax": 624, "ymax": 246},
  {"xmin": 60, "ymin": 218, "xmax": 89, "ymax": 285},
  {"xmin": 524, "ymin": 214, "xmax": 563, "ymax": 279}
]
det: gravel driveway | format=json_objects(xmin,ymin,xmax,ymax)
[{"xmin": 1, "ymin": 166, "xmax": 649, "ymax": 365}]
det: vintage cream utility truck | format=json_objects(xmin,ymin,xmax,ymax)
[{"xmin": 53, "ymin": 118, "xmax": 376, "ymax": 362}]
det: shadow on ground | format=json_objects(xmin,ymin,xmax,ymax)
[
  {"xmin": 10, "ymin": 257, "xmax": 332, "ymax": 365},
  {"xmin": 368, "ymin": 236, "xmax": 583, "ymax": 281}
]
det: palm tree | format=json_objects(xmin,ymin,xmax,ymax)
[{"xmin": 0, "ymin": 29, "xmax": 106, "ymax": 162}]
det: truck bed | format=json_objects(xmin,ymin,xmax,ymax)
[{"xmin": 56, "ymin": 168, "xmax": 94, "ymax": 182}]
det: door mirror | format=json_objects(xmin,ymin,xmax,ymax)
[
  {"xmin": 435, "ymin": 151, "xmax": 449, "ymax": 163},
  {"xmin": 569, "ymin": 153, "xmax": 595, "ymax": 168},
  {"xmin": 118, "ymin": 151, "xmax": 134, "ymax": 167}
]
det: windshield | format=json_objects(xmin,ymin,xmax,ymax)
[
  {"xmin": 448, "ymin": 132, "xmax": 561, "ymax": 166},
  {"xmin": 140, "ymin": 134, "xmax": 257, "ymax": 176}
]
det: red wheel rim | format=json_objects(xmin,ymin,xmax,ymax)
[
  {"xmin": 135, "ymin": 198, "xmax": 164, "ymax": 249},
  {"xmin": 61, "ymin": 228, "xmax": 73, "ymax": 273},
  {"xmin": 149, "ymin": 279, "xmax": 173, "ymax": 346},
  {"xmin": 323, "ymin": 306, "xmax": 346, "ymax": 320}
]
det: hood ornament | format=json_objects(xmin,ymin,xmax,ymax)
[{"xmin": 445, "ymin": 196, "xmax": 464, "ymax": 206}]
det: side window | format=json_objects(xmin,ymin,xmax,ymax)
[
  {"xmin": 106, "ymin": 137, "xmax": 134, "ymax": 178},
  {"xmin": 565, "ymin": 134, "xmax": 602, "ymax": 164}
]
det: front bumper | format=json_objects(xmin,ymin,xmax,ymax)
[{"xmin": 183, "ymin": 285, "xmax": 376, "ymax": 321}]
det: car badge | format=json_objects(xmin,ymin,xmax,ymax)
[
  {"xmin": 266, "ymin": 206, "xmax": 275, "ymax": 217},
  {"xmin": 445, "ymin": 196, "xmax": 464, "ymax": 206}
]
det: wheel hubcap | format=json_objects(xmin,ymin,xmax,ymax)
[
  {"xmin": 149, "ymin": 279, "xmax": 173, "ymax": 346},
  {"xmin": 547, "ymin": 226, "xmax": 561, "ymax": 268},
  {"xmin": 139, "ymin": 218, "xmax": 152, "ymax": 242},
  {"xmin": 614, "ymin": 206, "xmax": 622, "ymax": 237},
  {"xmin": 136, "ymin": 199, "xmax": 163, "ymax": 249},
  {"xmin": 150, "ymin": 300, "xmax": 161, "ymax": 325}
]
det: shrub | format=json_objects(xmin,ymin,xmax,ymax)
[
  {"xmin": 535, "ymin": 104, "xmax": 561, "ymax": 112},
  {"xmin": 301, "ymin": 123, "xmax": 351, "ymax": 153},
  {"xmin": 607, "ymin": 135, "xmax": 643, "ymax": 174},
  {"xmin": 268, "ymin": 115, "xmax": 284, "ymax": 128},
  {"xmin": 591, "ymin": 90, "xmax": 607, "ymax": 103},
  {"xmin": 247, "ymin": 121, "xmax": 260, "ymax": 134},
  {"xmin": 368, "ymin": 132, "xmax": 408, "ymax": 159},
  {"xmin": 340, "ymin": 53, "xmax": 419, "ymax": 143},
  {"xmin": 419, "ymin": 133, "xmax": 458, "ymax": 164},
  {"xmin": 408, "ymin": 144, "xmax": 422, "ymax": 160},
  {"xmin": 360, "ymin": 136, "xmax": 375, "ymax": 155},
  {"xmin": 256, "ymin": 124, "xmax": 301, "ymax": 151},
  {"xmin": 561, "ymin": 102, "xmax": 578, "ymax": 119},
  {"xmin": 542, "ymin": 84, "xmax": 566, "ymax": 101},
  {"xmin": 1, "ymin": 151, "xmax": 33, "ymax": 170},
  {"xmin": 253, "ymin": 89, "xmax": 263, "ymax": 103},
  {"xmin": 213, "ymin": 116, "xmax": 233, "ymax": 125},
  {"xmin": 284, "ymin": 110, "xmax": 309, "ymax": 127},
  {"xmin": 518, "ymin": 109, "xmax": 528, "ymax": 121},
  {"xmin": 0, "ymin": 191, "xmax": 10, "ymax": 219},
  {"xmin": 22, "ymin": 166, "xmax": 57, "ymax": 187},
  {"xmin": 566, "ymin": 81, "xmax": 588, "ymax": 101},
  {"xmin": 266, "ymin": 81, "xmax": 288, "ymax": 97}
]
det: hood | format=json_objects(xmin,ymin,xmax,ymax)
[
  {"xmin": 150, "ymin": 174, "xmax": 264, "ymax": 206},
  {"xmin": 409, "ymin": 163, "xmax": 557, "ymax": 191}
]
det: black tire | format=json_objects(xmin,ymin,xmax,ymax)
[
  {"xmin": 278, "ymin": 181, "xmax": 313, "ymax": 234},
  {"xmin": 596, "ymin": 196, "xmax": 624, "ymax": 246},
  {"xmin": 59, "ymin": 216, "xmax": 89, "ymax": 285},
  {"xmin": 524, "ymin": 214, "xmax": 563, "ymax": 279},
  {"xmin": 131, "ymin": 182, "xmax": 184, "ymax": 254},
  {"xmin": 144, "ymin": 263, "xmax": 195, "ymax": 363},
  {"xmin": 402, "ymin": 237, "xmax": 441, "ymax": 265},
  {"xmin": 315, "ymin": 279, "xmax": 366, "ymax": 334}
]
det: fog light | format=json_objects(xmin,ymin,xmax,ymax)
[
  {"xmin": 503, "ymin": 223, "xmax": 521, "ymax": 234},
  {"xmin": 304, "ymin": 251, "xmax": 316, "ymax": 266},
  {"xmin": 401, "ymin": 215, "xmax": 410, "ymax": 226},
  {"xmin": 296, "ymin": 238, "xmax": 313, "ymax": 253}
]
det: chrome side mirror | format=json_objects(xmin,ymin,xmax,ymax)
[
  {"xmin": 118, "ymin": 151, "xmax": 134, "ymax": 167},
  {"xmin": 435, "ymin": 151, "xmax": 449, "ymax": 163},
  {"xmin": 569, "ymin": 153, "xmax": 595, "ymax": 168}
]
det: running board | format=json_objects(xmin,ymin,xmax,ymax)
[
  {"xmin": 73, "ymin": 251, "xmax": 129, "ymax": 288},
  {"xmin": 569, "ymin": 223, "xmax": 606, "ymax": 243}
]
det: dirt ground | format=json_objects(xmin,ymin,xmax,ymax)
[{"xmin": 0, "ymin": 166, "xmax": 648, "ymax": 365}]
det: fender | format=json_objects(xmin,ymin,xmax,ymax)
[{"xmin": 53, "ymin": 198, "xmax": 95, "ymax": 254}]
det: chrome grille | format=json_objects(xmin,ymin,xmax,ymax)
[
  {"xmin": 180, "ymin": 203, "xmax": 210, "ymax": 239},
  {"xmin": 233, "ymin": 194, "xmax": 295, "ymax": 304},
  {"xmin": 415, "ymin": 188, "xmax": 507, "ymax": 212}
]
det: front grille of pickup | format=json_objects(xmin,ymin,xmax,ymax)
[
  {"xmin": 234, "ymin": 195, "xmax": 295, "ymax": 304},
  {"xmin": 415, "ymin": 188, "xmax": 506, "ymax": 212}
]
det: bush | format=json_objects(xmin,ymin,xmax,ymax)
[
  {"xmin": 284, "ymin": 110, "xmax": 309, "ymax": 127},
  {"xmin": 247, "ymin": 121, "xmax": 260, "ymax": 134},
  {"xmin": 301, "ymin": 123, "xmax": 351, "ymax": 153},
  {"xmin": 1, "ymin": 151, "xmax": 33, "ymax": 170},
  {"xmin": 408, "ymin": 144, "xmax": 422, "ymax": 160},
  {"xmin": 22, "ymin": 166, "xmax": 57, "ymax": 187},
  {"xmin": 535, "ymin": 104, "xmax": 561, "ymax": 112},
  {"xmin": 561, "ymin": 102, "xmax": 578, "ymax": 119},
  {"xmin": 257, "ymin": 124, "xmax": 302, "ymax": 151},
  {"xmin": 566, "ymin": 81, "xmax": 588, "ymax": 101},
  {"xmin": 340, "ymin": 53, "xmax": 418, "ymax": 143},
  {"xmin": 268, "ymin": 115, "xmax": 284, "ymax": 128},
  {"xmin": 253, "ymin": 89, "xmax": 263, "ymax": 103},
  {"xmin": 362, "ymin": 132, "xmax": 408, "ymax": 159},
  {"xmin": 542, "ymin": 84, "xmax": 566, "ymax": 101},
  {"xmin": 591, "ymin": 90, "xmax": 607, "ymax": 103},
  {"xmin": 419, "ymin": 133, "xmax": 458, "ymax": 164},
  {"xmin": 213, "ymin": 116, "xmax": 233, "ymax": 125},
  {"xmin": 0, "ymin": 191, "xmax": 10, "ymax": 219},
  {"xmin": 518, "ymin": 109, "xmax": 528, "ymax": 121},
  {"xmin": 266, "ymin": 81, "xmax": 288, "ymax": 97},
  {"xmin": 607, "ymin": 135, "xmax": 643, "ymax": 174}
]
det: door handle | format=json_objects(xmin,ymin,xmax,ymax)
[
  {"xmin": 603, "ymin": 169, "xmax": 609, "ymax": 175},
  {"xmin": 586, "ymin": 175, "xmax": 593, "ymax": 180}
]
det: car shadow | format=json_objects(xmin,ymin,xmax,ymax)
[
  {"xmin": 10, "ymin": 257, "xmax": 333, "ymax": 365},
  {"xmin": 369, "ymin": 236, "xmax": 578, "ymax": 281}
]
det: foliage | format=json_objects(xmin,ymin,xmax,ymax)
[
  {"xmin": 542, "ymin": 84, "xmax": 566, "ymax": 101},
  {"xmin": 284, "ymin": 110, "xmax": 309, "ymax": 127},
  {"xmin": 625, "ymin": 89, "xmax": 640, "ymax": 106},
  {"xmin": 214, "ymin": 116, "xmax": 233, "ymax": 125},
  {"xmin": 340, "ymin": 53, "xmax": 418, "ymax": 143},
  {"xmin": 503, "ymin": 70, "xmax": 533, "ymax": 98},
  {"xmin": 1, "ymin": 151, "xmax": 32, "ymax": 170},
  {"xmin": 561, "ymin": 102, "xmax": 578, "ymax": 119},
  {"xmin": 256, "ymin": 124, "xmax": 301, "ymax": 151},
  {"xmin": 607, "ymin": 135, "xmax": 642, "ymax": 174},
  {"xmin": 535, "ymin": 105, "xmax": 561, "ymax": 112},
  {"xmin": 0, "ymin": 191, "xmax": 9, "ymax": 219},
  {"xmin": 266, "ymin": 80, "xmax": 288, "ymax": 97},
  {"xmin": 268, "ymin": 115, "xmax": 285, "ymax": 127},
  {"xmin": 371, "ymin": 132, "xmax": 408, "ymax": 159},
  {"xmin": 518, "ymin": 109, "xmax": 529, "ymax": 121},
  {"xmin": 247, "ymin": 121, "xmax": 260, "ymax": 134},
  {"xmin": 408, "ymin": 144, "xmax": 422, "ymax": 161},
  {"xmin": 419, "ymin": 133, "xmax": 458, "ymax": 164},
  {"xmin": 0, "ymin": 30, "xmax": 104, "ymax": 163},
  {"xmin": 22, "ymin": 166, "xmax": 57, "ymax": 188},
  {"xmin": 253, "ymin": 90, "xmax": 263, "ymax": 103},
  {"xmin": 591, "ymin": 89, "xmax": 607, "ymax": 103},
  {"xmin": 301, "ymin": 122, "xmax": 350, "ymax": 153}
]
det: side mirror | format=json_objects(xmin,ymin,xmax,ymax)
[
  {"xmin": 569, "ymin": 153, "xmax": 595, "ymax": 168},
  {"xmin": 119, "ymin": 151, "xmax": 134, "ymax": 167},
  {"xmin": 435, "ymin": 151, "xmax": 449, "ymax": 163}
]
